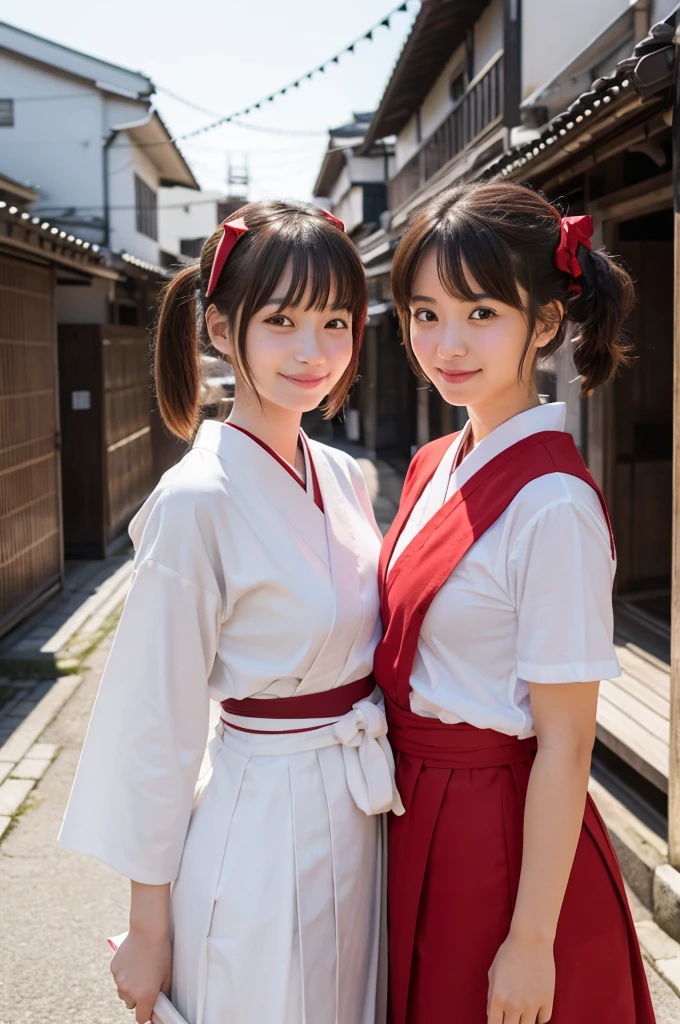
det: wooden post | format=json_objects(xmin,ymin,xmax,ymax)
[
  {"xmin": 503, "ymin": 0, "xmax": 522, "ymax": 130},
  {"xmin": 669, "ymin": 20, "xmax": 680, "ymax": 869},
  {"xmin": 362, "ymin": 325, "xmax": 379, "ymax": 460}
]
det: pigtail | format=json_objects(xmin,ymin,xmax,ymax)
[
  {"xmin": 154, "ymin": 264, "xmax": 202, "ymax": 441},
  {"xmin": 568, "ymin": 248, "xmax": 635, "ymax": 395}
]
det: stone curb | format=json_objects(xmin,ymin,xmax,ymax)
[
  {"xmin": 0, "ymin": 560, "xmax": 132, "ymax": 679},
  {"xmin": 636, "ymin": 920, "xmax": 680, "ymax": 998},
  {"xmin": 0, "ymin": 676, "xmax": 81, "ymax": 840},
  {"xmin": 589, "ymin": 776, "xmax": 680, "ymax": 946}
]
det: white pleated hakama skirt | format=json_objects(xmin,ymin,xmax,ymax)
[{"xmin": 170, "ymin": 689, "xmax": 401, "ymax": 1024}]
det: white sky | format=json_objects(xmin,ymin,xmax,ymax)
[{"xmin": 3, "ymin": 0, "xmax": 418, "ymax": 202}]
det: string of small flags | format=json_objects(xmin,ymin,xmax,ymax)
[{"xmin": 144, "ymin": 1, "xmax": 413, "ymax": 148}]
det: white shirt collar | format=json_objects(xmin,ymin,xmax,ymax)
[
  {"xmin": 451, "ymin": 401, "xmax": 567, "ymax": 492},
  {"xmin": 423, "ymin": 403, "xmax": 567, "ymax": 516}
]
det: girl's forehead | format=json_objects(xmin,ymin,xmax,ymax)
[{"xmin": 412, "ymin": 251, "xmax": 482, "ymax": 297}]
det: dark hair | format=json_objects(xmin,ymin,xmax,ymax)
[
  {"xmin": 391, "ymin": 181, "xmax": 634, "ymax": 396},
  {"xmin": 155, "ymin": 200, "xmax": 368, "ymax": 440}
]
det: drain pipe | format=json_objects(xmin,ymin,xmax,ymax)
[{"xmin": 102, "ymin": 128, "xmax": 118, "ymax": 250}]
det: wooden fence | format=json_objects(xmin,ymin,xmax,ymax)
[{"xmin": 0, "ymin": 253, "xmax": 62, "ymax": 637}]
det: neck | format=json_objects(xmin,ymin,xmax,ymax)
[
  {"xmin": 227, "ymin": 392, "xmax": 302, "ymax": 467},
  {"xmin": 466, "ymin": 385, "xmax": 542, "ymax": 446}
]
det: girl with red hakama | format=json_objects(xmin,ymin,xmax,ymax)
[{"xmin": 374, "ymin": 181, "xmax": 656, "ymax": 1024}]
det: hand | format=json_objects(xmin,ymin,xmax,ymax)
[
  {"xmin": 111, "ymin": 926, "xmax": 172, "ymax": 1024},
  {"xmin": 487, "ymin": 932, "xmax": 555, "ymax": 1024}
]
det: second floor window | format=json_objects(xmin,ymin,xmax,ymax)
[
  {"xmin": 0, "ymin": 100, "xmax": 14, "ymax": 127},
  {"xmin": 450, "ymin": 72, "xmax": 466, "ymax": 105},
  {"xmin": 135, "ymin": 175, "xmax": 157, "ymax": 240}
]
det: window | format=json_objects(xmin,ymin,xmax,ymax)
[
  {"xmin": 0, "ymin": 100, "xmax": 14, "ymax": 127},
  {"xmin": 415, "ymin": 108, "xmax": 422, "ymax": 144},
  {"xmin": 135, "ymin": 174, "xmax": 157, "ymax": 240},
  {"xmin": 450, "ymin": 71, "xmax": 466, "ymax": 105},
  {"xmin": 180, "ymin": 236, "xmax": 207, "ymax": 259}
]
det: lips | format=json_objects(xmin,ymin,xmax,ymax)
[
  {"xmin": 437, "ymin": 368, "xmax": 481, "ymax": 384},
  {"xmin": 281, "ymin": 373, "xmax": 329, "ymax": 390}
]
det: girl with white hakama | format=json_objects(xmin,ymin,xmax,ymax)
[{"xmin": 59, "ymin": 201, "xmax": 402, "ymax": 1024}]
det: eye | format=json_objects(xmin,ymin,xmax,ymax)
[
  {"xmin": 265, "ymin": 314, "xmax": 294, "ymax": 327},
  {"xmin": 325, "ymin": 317, "xmax": 349, "ymax": 330},
  {"xmin": 413, "ymin": 309, "xmax": 438, "ymax": 323},
  {"xmin": 469, "ymin": 307, "xmax": 497, "ymax": 321}
]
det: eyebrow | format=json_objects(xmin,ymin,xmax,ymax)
[
  {"xmin": 262, "ymin": 298, "xmax": 350, "ymax": 312},
  {"xmin": 410, "ymin": 292, "xmax": 493, "ymax": 303}
]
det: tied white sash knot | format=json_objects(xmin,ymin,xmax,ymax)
[{"xmin": 333, "ymin": 698, "xmax": 405, "ymax": 816}]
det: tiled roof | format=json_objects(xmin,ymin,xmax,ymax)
[{"xmin": 485, "ymin": 18, "xmax": 675, "ymax": 180}]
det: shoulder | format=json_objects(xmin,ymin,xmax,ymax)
[
  {"xmin": 129, "ymin": 446, "xmax": 234, "ymax": 555},
  {"xmin": 506, "ymin": 472, "xmax": 612, "ymax": 554}
]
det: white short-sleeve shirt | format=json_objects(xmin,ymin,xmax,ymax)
[{"xmin": 389, "ymin": 403, "xmax": 621, "ymax": 739}]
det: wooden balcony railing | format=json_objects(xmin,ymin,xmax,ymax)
[{"xmin": 389, "ymin": 52, "xmax": 504, "ymax": 212}]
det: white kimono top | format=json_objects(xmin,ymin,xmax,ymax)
[
  {"xmin": 390, "ymin": 403, "xmax": 621, "ymax": 739},
  {"xmin": 60, "ymin": 421, "xmax": 386, "ymax": 885}
]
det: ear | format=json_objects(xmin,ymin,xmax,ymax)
[
  {"xmin": 533, "ymin": 299, "xmax": 564, "ymax": 349},
  {"xmin": 205, "ymin": 304, "xmax": 233, "ymax": 359}
]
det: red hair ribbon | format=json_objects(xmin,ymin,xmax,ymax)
[
  {"xmin": 554, "ymin": 214, "xmax": 593, "ymax": 294},
  {"xmin": 205, "ymin": 208, "xmax": 345, "ymax": 299}
]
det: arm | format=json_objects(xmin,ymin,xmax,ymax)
[
  {"xmin": 487, "ymin": 680, "xmax": 599, "ymax": 1024},
  {"xmin": 112, "ymin": 882, "xmax": 172, "ymax": 1024},
  {"xmin": 60, "ymin": 484, "xmax": 225, "ymax": 1018},
  {"xmin": 487, "ymin": 488, "xmax": 618, "ymax": 1024}
]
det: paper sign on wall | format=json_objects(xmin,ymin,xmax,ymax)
[{"xmin": 71, "ymin": 390, "xmax": 91, "ymax": 410}]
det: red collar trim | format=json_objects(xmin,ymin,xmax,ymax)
[{"xmin": 224, "ymin": 422, "xmax": 324, "ymax": 513}]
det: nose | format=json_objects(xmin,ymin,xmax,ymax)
[
  {"xmin": 294, "ymin": 324, "xmax": 325, "ymax": 365},
  {"xmin": 436, "ymin": 321, "xmax": 468, "ymax": 361}
]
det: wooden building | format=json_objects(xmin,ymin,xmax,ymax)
[{"xmin": 0, "ymin": 181, "xmax": 117, "ymax": 637}]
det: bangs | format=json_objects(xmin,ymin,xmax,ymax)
[
  {"xmin": 433, "ymin": 216, "xmax": 525, "ymax": 310},
  {"xmin": 393, "ymin": 213, "xmax": 531, "ymax": 316},
  {"xmin": 249, "ymin": 226, "xmax": 365, "ymax": 318}
]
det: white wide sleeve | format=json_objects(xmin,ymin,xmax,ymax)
[
  {"xmin": 59, "ymin": 503, "xmax": 222, "ymax": 884},
  {"xmin": 509, "ymin": 499, "xmax": 620, "ymax": 684}
]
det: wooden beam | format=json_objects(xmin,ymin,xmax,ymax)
[
  {"xmin": 588, "ymin": 172, "xmax": 673, "ymax": 223},
  {"xmin": 669, "ymin": 21, "xmax": 680, "ymax": 870}
]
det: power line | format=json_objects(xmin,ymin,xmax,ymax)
[
  {"xmin": 155, "ymin": 90, "xmax": 328, "ymax": 137},
  {"xmin": 136, "ymin": 1, "xmax": 414, "ymax": 149}
]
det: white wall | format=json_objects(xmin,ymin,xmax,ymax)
[
  {"xmin": 329, "ymin": 163, "xmax": 353, "ymax": 207},
  {"xmin": 522, "ymin": 0, "xmax": 630, "ymax": 99},
  {"xmin": 333, "ymin": 185, "xmax": 365, "ymax": 235},
  {"xmin": 395, "ymin": 42, "xmax": 466, "ymax": 172},
  {"xmin": 158, "ymin": 186, "xmax": 222, "ymax": 258},
  {"xmin": 328, "ymin": 153, "xmax": 391, "ymax": 207},
  {"xmin": 108, "ymin": 133, "xmax": 162, "ymax": 263},
  {"xmin": 0, "ymin": 52, "xmax": 104, "ymax": 238},
  {"xmin": 0, "ymin": 51, "xmax": 171, "ymax": 261},
  {"xmin": 473, "ymin": 0, "xmax": 503, "ymax": 76},
  {"xmin": 349, "ymin": 154, "xmax": 390, "ymax": 182},
  {"xmin": 652, "ymin": 0, "xmax": 678, "ymax": 21}
]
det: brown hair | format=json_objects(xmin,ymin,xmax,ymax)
[
  {"xmin": 391, "ymin": 181, "xmax": 634, "ymax": 396},
  {"xmin": 155, "ymin": 200, "xmax": 368, "ymax": 439}
]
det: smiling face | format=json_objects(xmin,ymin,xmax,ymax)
[
  {"xmin": 207, "ymin": 260, "xmax": 354, "ymax": 416},
  {"xmin": 408, "ymin": 247, "xmax": 554, "ymax": 416}
]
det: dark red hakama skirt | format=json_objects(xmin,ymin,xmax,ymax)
[{"xmin": 386, "ymin": 701, "xmax": 656, "ymax": 1024}]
